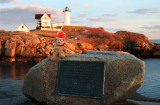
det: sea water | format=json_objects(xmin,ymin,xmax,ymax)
[
  {"xmin": 137, "ymin": 40, "xmax": 160, "ymax": 98},
  {"xmin": 138, "ymin": 58, "xmax": 160, "ymax": 98}
]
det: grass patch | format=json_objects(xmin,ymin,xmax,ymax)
[{"xmin": 37, "ymin": 34, "xmax": 56, "ymax": 38}]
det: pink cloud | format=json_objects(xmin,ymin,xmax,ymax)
[
  {"xmin": 0, "ymin": 0, "xmax": 19, "ymax": 3},
  {"xmin": 71, "ymin": 2, "xmax": 80, "ymax": 5},
  {"xmin": 88, "ymin": 17, "xmax": 117, "ymax": 21},
  {"xmin": 107, "ymin": 27, "xmax": 126, "ymax": 32},
  {"xmin": 103, "ymin": 14, "xmax": 116, "ymax": 17},
  {"xmin": 51, "ymin": 15, "xmax": 58, "ymax": 18},
  {"xmin": 32, "ymin": 0, "xmax": 39, "ymax": 2},
  {"xmin": 129, "ymin": 9, "xmax": 160, "ymax": 14},
  {"xmin": 0, "ymin": 5, "xmax": 64, "ymax": 31},
  {"xmin": 92, "ymin": 25, "xmax": 98, "ymax": 27},
  {"xmin": 80, "ymin": 12, "xmax": 86, "ymax": 16},
  {"xmin": 43, "ymin": 4, "xmax": 49, "ymax": 7},
  {"xmin": 140, "ymin": 30, "xmax": 160, "ymax": 39},
  {"xmin": 2, "ymin": 5, "xmax": 63, "ymax": 15},
  {"xmin": 72, "ymin": 20, "xmax": 81, "ymax": 23},
  {"xmin": 82, "ymin": 4, "xmax": 89, "ymax": 8},
  {"xmin": 141, "ymin": 25, "xmax": 160, "ymax": 29}
]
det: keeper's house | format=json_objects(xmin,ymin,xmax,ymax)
[{"xmin": 35, "ymin": 12, "xmax": 63, "ymax": 31}]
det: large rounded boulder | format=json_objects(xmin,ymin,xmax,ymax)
[{"xmin": 23, "ymin": 51, "xmax": 145, "ymax": 105}]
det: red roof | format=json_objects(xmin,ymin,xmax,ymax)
[
  {"xmin": 35, "ymin": 14, "xmax": 51, "ymax": 19},
  {"xmin": 23, "ymin": 24, "xmax": 29, "ymax": 30}
]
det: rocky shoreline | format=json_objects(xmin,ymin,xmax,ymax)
[{"xmin": 0, "ymin": 26, "xmax": 160, "ymax": 62}]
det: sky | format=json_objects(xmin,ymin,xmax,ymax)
[{"xmin": 0, "ymin": 0, "xmax": 160, "ymax": 39}]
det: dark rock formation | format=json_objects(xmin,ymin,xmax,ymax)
[
  {"xmin": 152, "ymin": 43, "xmax": 160, "ymax": 57},
  {"xmin": 4, "ymin": 40, "xmax": 16, "ymax": 57}
]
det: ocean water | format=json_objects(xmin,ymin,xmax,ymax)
[
  {"xmin": 149, "ymin": 39, "xmax": 160, "ymax": 43},
  {"xmin": 137, "ymin": 39, "xmax": 160, "ymax": 98},
  {"xmin": 137, "ymin": 58, "xmax": 160, "ymax": 98},
  {"xmin": 0, "ymin": 63, "xmax": 35, "ymax": 80}
]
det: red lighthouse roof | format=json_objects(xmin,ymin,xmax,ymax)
[{"xmin": 35, "ymin": 14, "xmax": 51, "ymax": 19}]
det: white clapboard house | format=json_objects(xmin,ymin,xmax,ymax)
[
  {"xmin": 35, "ymin": 7, "xmax": 71, "ymax": 31},
  {"xmin": 35, "ymin": 12, "xmax": 63, "ymax": 31}
]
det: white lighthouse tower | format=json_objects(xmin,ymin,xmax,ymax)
[{"xmin": 63, "ymin": 7, "xmax": 71, "ymax": 26}]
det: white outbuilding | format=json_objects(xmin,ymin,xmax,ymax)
[{"xmin": 17, "ymin": 24, "xmax": 30, "ymax": 32}]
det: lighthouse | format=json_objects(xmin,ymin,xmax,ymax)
[{"xmin": 63, "ymin": 7, "xmax": 71, "ymax": 26}]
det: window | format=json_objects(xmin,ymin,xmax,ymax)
[
  {"xmin": 22, "ymin": 26, "xmax": 24, "ymax": 28},
  {"xmin": 44, "ymin": 17, "xmax": 47, "ymax": 20}
]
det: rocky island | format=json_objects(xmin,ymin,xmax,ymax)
[{"xmin": 0, "ymin": 26, "xmax": 160, "ymax": 62}]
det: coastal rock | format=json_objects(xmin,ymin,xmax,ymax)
[
  {"xmin": 80, "ymin": 42, "xmax": 93, "ymax": 50},
  {"xmin": 16, "ymin": 41, "xmax": 24, "ymax": 57},
  {"xmin": 30, "ymin": 37, "xmax": 40, "ymax": 47},
  {"xmin": 65, "ymin": 42, "xmax": 76, "ymax": 50},
  {"xmin": 23, "ymin": 51, "xmax": 145, "ymax": 105},
  {"xmin": 44, "ymin": 45, "xmax": 53, "ymax": 55},
  {"xmin": 0, "ymin": 41, "xmax": 2, "ymax": 56},
  {"xmin": 16, "ymin": 46, "xmax": 24, "ymax": 57},
  {"xmin": 37, "ymin": 43, "xmax": 46, "ymax": 48},
  {"xmin": 24, "ymin": 40, "xmax": 32, "ymax": 47},
  {"xmin": 30, "ymin": 47, "xmax": 36, "ymax": 57},
  {"xmin": 22, "ymin": 47, "xmax": 32, "ymax": 57},
  {"xmin": 153, "ymin": 51, "xmax": 160, "ymax": 57},
  {"xmin": 0, "ymin": 28, "xmax": 159, "ymax": 62},
  {"xmin": 152, "ymin": 43, "xmax": 160, "ymax": 57},
  {"xmin": 97, "ymin": 45, "xmax": 109, "ymax": 51},
  {"xmin": 75, "ymin": 42, "xmax": 94, "ymax": 51},
  {"xmin": 4, "ymin": 40, "xmax": 16, "ymax": 57}
]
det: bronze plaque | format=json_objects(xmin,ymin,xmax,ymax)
[{"xmin": 56, "ymin": 60, "xmax": 105, "ymax": 98}]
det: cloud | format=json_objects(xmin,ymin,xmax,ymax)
[
  {"xmin": 82, "ymin": 4, "xmax": 89, "ymax": 8},
  {"xmin": 141, "ymin": 25, "xmax": 160, "ymax": 29},
  {"xmin": 92, "ymin": 24, "xmax": 101, "ymax": 28},
  {"xmin": 129, "ymin": 9, "xmax": 160, "ymax": 14},
  {"xmin": 139, "ymin": 30, "xmax": 160, "ymax": 39},
  {"xmin": 103, "ymin": 14, "xmax": 116, "ymax": 17},
  {"xmin": 71, "ymin": 2, "xmax": 80, "ymax": 5},
  {"xmin": 107, "ymin": 27, "xmax": 126, "ymax": 32},
  {"xmin": 0, "ymin": 0, "xmax": 19, "ymax": 3},
  {"xmin": 71, "ymin": 20, "xmax": 81, "ymax": 23},
  {"xmin": 72, "ymin": 2, "xmax": 89, "ymax": 8},
  {"xmin": 43, "ymin": 4, "xmax": 49, "ymax": 7},
  {"xmin": 0, "ymin": 5, "xmax": 63, "ymax": 16},
  {"xmin": 0, "ymin": 5, "xmax": 63, "ymax": 30},
  {"xmin": 88, "ymin": 17, "xmax": 117, "ymax": 21},
  {"xmin": 32, "ymin": 0, "xmax": 39, "ymax": 2},
  {"xmin": 92, "ymin": 25, "xmax": 97, "ymax": 27},
  {"xmin": 51, "ymin": 15, "xmax": 58, "ymax": 18},
  {"xmin": 80, "ymin": 12, "xmax": 86, "ymax": 17}
]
